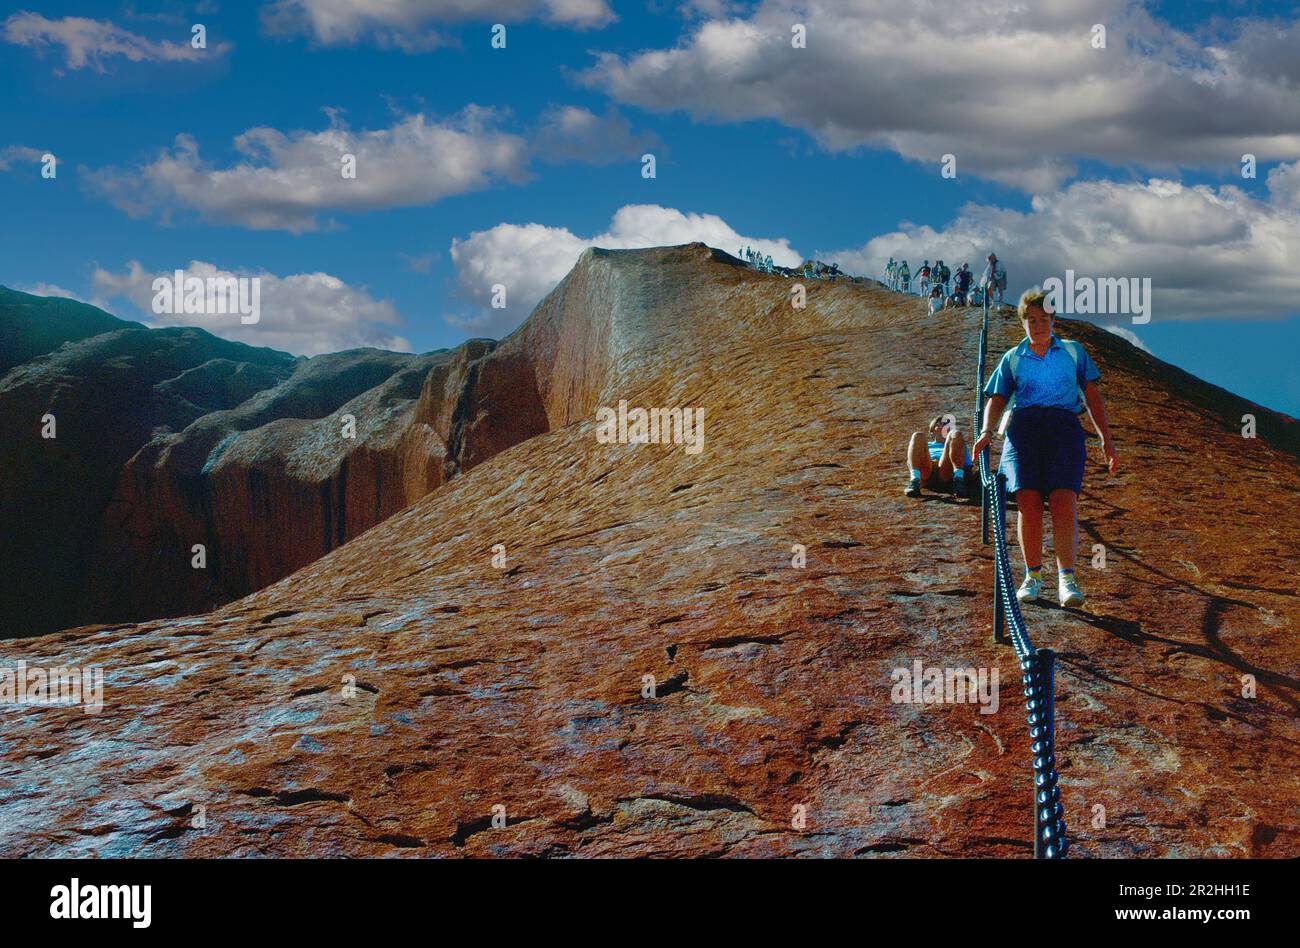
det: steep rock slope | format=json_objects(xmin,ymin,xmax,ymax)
[
  {"xmin": 0, "ymin": 245, "xmax": 1295, "ymax": 858},
  {"xmin": 0, "ymin": 325, "xmax": 297, "ymax": 635},
  {"xmin": 0, "ymin": 313, "xmax": 505, "ymax": 635}
]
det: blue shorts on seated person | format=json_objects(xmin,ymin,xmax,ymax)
[{"xmin": 998, "ymin": 406, "xmax": 1086, "ymax": 495}]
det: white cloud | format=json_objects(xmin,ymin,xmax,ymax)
[
  {"xmin": 85, "ymin": 105, "xmax": 651, "ymax": 232},
  {"xmin": 1266, "ymin": 161, "xmax": 1300, "ymax": 211},
  {"xmin": 92, "ymin": 260, "xmax": 411, "ymax": 355},
  {"xmin": 823, "ymin": 168, "xmax": 1300, "ymax": 321},
  {"xmin": 581, "ymin": 0, "xmax": 1300, "ymax": 192},
  {"xmin": 447, "ymin": 223, "xmax": 590, "ymax": 335},
  {"xmin": 260, "ymin": 0, "xmax": 614, "ymax": 49},
  {"xmin": 2, "ymin": 12, "xmax": 230, "ymax": 71},
  {"xmin": 1103, "ymin": 325, "xmax": 1151, "ymax": 353},
  {"xmin": 84, "ymin": 108, "xmax": 532, "ymax": 232},
  {"xmin": 447, "ymin": 203, "xmax": 803, "ymax": 335},
  {"xmin": 0, "ymin": 145, "xmax": 44, "ymax": 172}
]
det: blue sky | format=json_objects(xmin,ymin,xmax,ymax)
[{"xmin": 1, "ymin": 0, "xmax": 1298, "ymax": 415}]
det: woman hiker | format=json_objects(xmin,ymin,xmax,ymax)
[{"xmin": 970, "ymin": 287, "xmax": 1119, "ymax": 607}]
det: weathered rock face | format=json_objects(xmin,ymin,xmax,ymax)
[
  {"xmin": 0, "ymin": 293, "xmax": 513, "ymax": 635},
  {"xmin": 0, "ymin": 244, "xmax": 1296, "ymax": 859},
  {"xmin": 0, "ymin": 323, "xmax": 297, "ymax": 636},
  {"xmin": 77, "ymin": 347, "xmax": 460, "ymax": 629}
]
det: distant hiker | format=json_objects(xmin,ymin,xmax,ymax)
[
  {"xmin": 765, "ymin": 254, "xmax": 774, "ymax": 272},
  {"xmin": 954, "ymin": 263, "xmax": 973, "ymax": 301},
  {"xmin": 936, "ymin": 260, "xmax": 950, "ymax": 292},
  {"xmin": 982, "ymin": 253, "xmax": 1007, "ymax": 304},
  {"xmin": 887, "ymin": 258, "xmax": 897, "ymax": 287},
  {"xmin": 919, "ymin": 261, "xmax": 932, "ymax": 294},
  {"xmin": 898, "ymin": 261, "xmax": 911, "ymax": 292},
  {"xmin": 928, "ymin": 285, "xmax": 945, "ymax": 315},
  {"xmin": 971, "ymin": 287, "xmax": 1119, "ymax": 607},
  {"xmin": 905, "ymin": 414, "xmax": 972, "ymax": 498},
  {"xmin": 949, "ymin": 265, "xmax": 969, "ymax": 305}
]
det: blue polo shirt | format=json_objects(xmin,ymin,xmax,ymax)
[{"xmin": 984, "ymin": 335, "xmax": 1100, "ymax": 412}]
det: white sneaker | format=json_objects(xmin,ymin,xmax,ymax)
[
  {"xmin": 1059, "ymin": 572, "xmax": 1085, "ymax": 607},
  {"xmin": 1016, "ymin": 574, "xmax": 1042, "ymax": 602}
]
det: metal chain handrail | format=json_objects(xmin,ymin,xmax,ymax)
[{"xmin": 973, "ymin": 294, "xmax": 1069, "ymax": 859}]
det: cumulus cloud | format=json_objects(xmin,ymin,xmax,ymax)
[
  {"xmin": 448, "ymin": 164, "xmax": 1300, "ymax": 340},
  {"xmin": 84, "ymin": 108, "xmax": 532, "ymax": 232},
  {"xmin": 2, "ymin": 12, "xmax": 230, "ymax": 71},
  {"xmin": 260, "ymin": 0, "xmax": 614, "ymax": 49},
  {"xmin": 447, "ymin": 203, "xmax": 803, "ymax": 335},
  {"xmin": 92, "ymin": 260, "xmax": 410, "ymax": 355},
  {"xmin": 823, "ymin": 168, "xmax": 1300, "ymax": 321},
  {"xmin": 84, "ymin": 105, "xmax": 652, "ymax": 231},
  {"xmin": 580, "ymin": 0, "xmax": 1300, "ymax": 192},
  {"xmin": 1265, "ymin": 161, "xmax": 1300, "ymax": 211}
]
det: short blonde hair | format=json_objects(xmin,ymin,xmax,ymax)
[{"xmin": 1018, "ymin": 286, "xmax": 1053, "ymax": 319}]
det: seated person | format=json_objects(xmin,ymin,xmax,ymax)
[
  {"xmin": 969, "ymin": 284, "xmax": 985, "ymax": 307},
  {"xmin": 928, "ymin": 285, "xmax": 945, "ymax": 315},
  {"xmin": 905, "ymin": 415, "xmax": 972, "ymax": 497}
]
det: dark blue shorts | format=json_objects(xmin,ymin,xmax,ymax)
[{"xmin": 998, "ymin": 406, "xmax": 1086, "ymax": 496}]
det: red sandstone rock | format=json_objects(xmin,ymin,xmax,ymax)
[
  {"xmin": 0, "ymin": 321, "xmax": 505, "ymax": 635},
  {"xmin": 0, "ymin": 245, "xmax": 1295, "ymax": 858}
]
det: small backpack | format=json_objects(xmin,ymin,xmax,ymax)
[{"xmin": 995, "ymin": 340, "xmax": 1091, "ymax": 436}]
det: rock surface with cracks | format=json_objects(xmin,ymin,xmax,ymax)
[{"xmin": 0, "ymin": 244, "xmax": 1296, "ymax": 858}]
